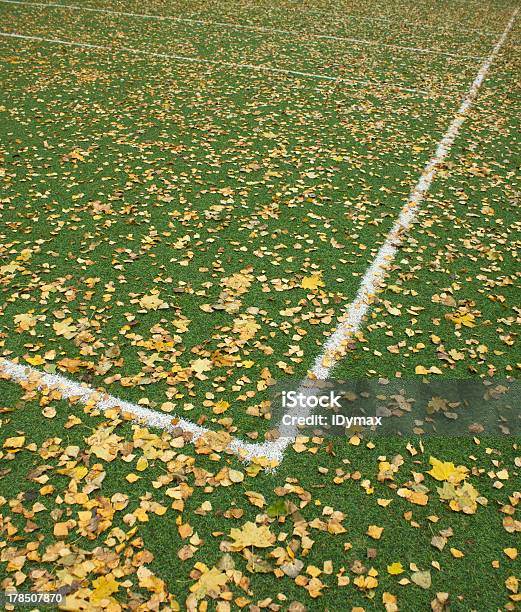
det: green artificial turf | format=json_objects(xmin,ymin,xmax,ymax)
[{"xmin": 0, "ymin": 0, "xmax": 520, "ymax": 609}]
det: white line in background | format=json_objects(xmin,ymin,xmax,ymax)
[
  {"xmin": 0, "ymin": 31, "xmax": 428, "ymax": 94},
  {"xmin": 0, "ymin": 0, "xmax": 487, "ymax": 60},
  {"xmin": 303, "ymin": 5, "xmax": 501, "ymax": 36},
  {"xmin": 0, "ymin": 8, "xmax": 517, "ymax": 466}
]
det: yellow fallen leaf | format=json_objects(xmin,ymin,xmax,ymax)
[
  {"xmin": 447, "ymin": 311, "xmax": 476, "ymax": 328},
  {"xmin": 398, "ymin": 488, "xmax": 429, "ymax": 506},
  {"xmin": 349, "ymin": 435, "xmax": 361, "ymax": 446},
  {"xmin": 229, "ymin": 521, "xmax": 275, "ymax": 550},
  {"xmin": 354, "ymin": 575, "xmax": 378, "ymax": 590},
  {"xmin": 387, "ymin": 305, "xmax": 401, "ymax": 316},
  {"xmin": 411, "ymin": 570, "xmax": 431, "ymax": 589},
  {"xmin": 53, "ymin": 318, "xmax": 78, "ymax": 339},
  {"xmin": 14, "ymin": 312, "xmax": 37, "ymax": 332},
  {"xmin": 91, "ymin": 574, "xmax": 120, "ymax": 603},
  {"xmin": 438, "ymin": 481, "xmax": 480, "ymax": 514},
  {"xmin": 228, "ymin": 469, "xmax": 244, "ymax": 483},
  {"xmin": 213, "ymin": 400, "xmax": 230, "ymax": 414},
  {"xmin": 428, "ymin": 456, "xmax": 468, "ymax": 483},
  {"xmin": 54, "ymin": 522, "xmax": 69, "ymax": 537},
  {"xmin": 3, "ymin": 436, "xmax": 25, "ymax": 449},
  {"xmin": 415, "ymin": 365, "xmax": 429, "ymax": 375},
  {"xmin": 383, "ymin": 592, "xmax": 397, "ymax": 605},
  {"xmin": 450, "ymin": 547, "xmax": 465, "ymax": 558},
  {"xmin": 189, "ymin": 565, "xmax": 228, "ymax": 599},
  {"xmin": 504, "ymin": 547, "xmax": 518, "ymax": 560},
  {"xmin": 25, "ymin": 354, "xmax": 44, "ymax": 366},
  {"xmin": 301, "ymin": 273, "xmax": 324, "ymax": 291},
  {"xmin": 387, "ymin": 562, "xmax": 404, "ymax": 575},
  {"xmin": 136, "ymin": 456, "xmax": 148, "ymax": 471},
  {"xmin": 0, "ymin": 261, "xmax": 20, "ymax": 275},
  {"xmin": 139, "ymin": 293, "xmax": 164, "ymax": 310},
  {"xmin": 191, "ymin": 358, "xmax": 213, "ymax": 374},
  {"xmin": 367, "ymin": 525, "xmax": 384, "ymax": 540},
  {"xmin": 178, "ymin": 522, "xmax": 193, "ymax": 539}
]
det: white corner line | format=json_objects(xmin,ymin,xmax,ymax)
[
  {"xmin": 0, "ymin": 0, "xmax": 487, "ymax": 61},
  {"xmin": 0, "ymin": 358, "xmax": 285, "ymax": 465},
  {"xmin": 0, "ymin": 31, "xmax": 428, "ymax": 95},
  {"xmin": 0, "ymin": 7, "xmax": 517, "ymax": 468}
]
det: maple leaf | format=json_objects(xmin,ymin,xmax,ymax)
[
  {"xmin": 90, "ymin": 574, "xmax": 120, "ymax": 603},
  {"xmin": 189, "ymin": 565, "xmax": 228, "ymax": 599},
  {"xmin": 266, "ymin": 498, "xmax": 287, "ymax": 517},
  {"xmin": 447, "ymin": 310, "xmax": 476, "ymax": 328},
  {"xmin": 301, "ymin": 273, "xmax": 324, "ymax": 291},
  {"xmin": 387, "ymin": 562, "xmax": 404, "ymax": 575},
  {"xmin": 191, "ymin": 358, "xmax": 212, "ymax": 374},
  {"xmin": 427, "ymin": 456, "xmax": 468, "ymax": 483},
  {"xmin": 229, "ymin": 521, "xmax": 275, "ymax": 550},
  {"xmin": 139, "ymin": 292, "xmax": 165, "ymax": 310}
]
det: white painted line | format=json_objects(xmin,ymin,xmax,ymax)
[
  {"xmin": 303, "ymin": 6, "xmax": 501, "ymax": 37},
  {"xmin": 0, "ymin": 359, "xmax": 284, "ymax": 464},
  {"xmin": 0, "ymin": 31, "xmax": 428, "ymax": 95},
  {"xmin": 0, "ymin": 8, "xmax": 517, "ymax": 466},
  {"xmin": 304, "ymin": 7, "xmax": 520, "ymax": 381},
  {"xmin": 0, "ymin": 0, "xmax": 487, "ymax": 60}
]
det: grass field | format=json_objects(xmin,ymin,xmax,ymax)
[{"xmin": 0, "ymin": 0, "xmax": 520, "ymax": 610}]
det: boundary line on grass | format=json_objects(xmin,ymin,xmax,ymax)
[
  {"xmin": 0, "ymin": 7, "xmax": 517, "ymax": 467},
  {"xmin": 0, "ymin": 31, "xmax": 428, "ymax": 95},
  {"xmin": 303, "ymin": 5, "xmax": 501, "ymax": 36},
  {"xmin": 0, "ymin": 0, "xmax": 501, "ymax": 39},
  {"xmin": 0, "ymin": 0, "xmax": 487, "ymax": 60}
]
